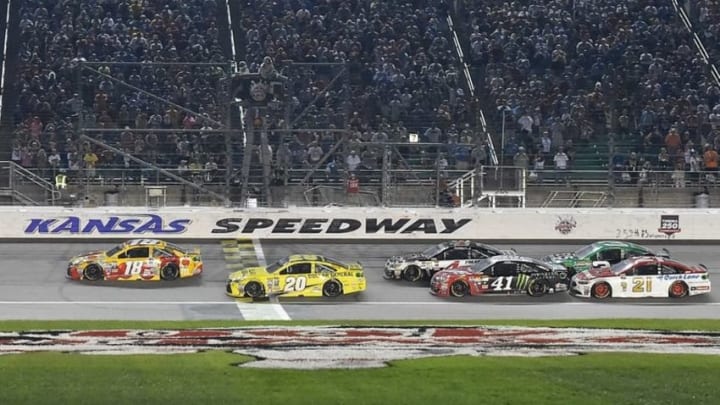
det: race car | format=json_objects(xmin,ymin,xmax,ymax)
[
  {"xmin": 226, "ymin": 255, "xmax": 366, "ymax": 299},
  {"xmin": 542, "ymin": 240, "xmax": 669, "ymax": 276},
  {"xmin": 66, "ymin": 239, "xmax": 203, "ymax": 281},
  {"xmin": 430, "ymin": 255, "xmax": 569, "ymax": 297},
  {"xmin": 384, "ymin": 240, "xmax": 515, "ymax": 282},
  {"xmin": 570, "ymin": 256, "xmax": 711, "ymax": 299}
]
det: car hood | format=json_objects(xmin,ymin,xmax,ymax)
[
  {"xmin": 574, "ymin": 267, "xmax": 615, "ymax": 280},
  {"xmin": 387, "ymin": 252, "xmax": 431, "ymax": 264},
  {"xmin": 228, "ymin": 267, "xmax": 269, "ymax": 281},
  {"xmin": 433, "ymin": 268, "xmax": 473, "ymax": 278},
  {"xmin": 69, "ymin": 251, "xmax": 106, "ymax": 264}
]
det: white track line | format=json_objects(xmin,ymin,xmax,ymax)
[
  {"xmin": 0, "ymin": 301, "xmax": 717, "ymax": 306},
  {"xmin": 233, "ymin": 239, "xmax": 291, "ymax": 320}
]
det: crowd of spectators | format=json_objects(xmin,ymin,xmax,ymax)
[
  {"xmin": 10, "ymin": 0, "xmax": 720, "ymax": 195},
  {"xmin": 459, "ymin": 0, "xmax": 720, "ymax": 187},
  {"xmin": 237, "ymin": 0, "xmax": 482, "ymax": 184},
  {"xmin": 11, "ymin": 0, "xmax": 229, "ymax": 183}
]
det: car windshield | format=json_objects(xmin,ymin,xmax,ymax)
[
  {"xmin": 105, "ymin": 244, "xmax": 123, "ymax": 257},
  {"xmin": 573, "ymin": 244, "xmax": 596, "ymax": 258},
  {"xmin": 266, "ymin": 257, "xmax": 290, "ymax": 273},
  {"xmin": 422, "ymin": 243, "xmax": 448, "ymax": 257},
  {"xmin": 610, "ymin": 259, "xmax": 633, "ymax": 273}
]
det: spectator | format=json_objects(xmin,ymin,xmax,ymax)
[{"xmin": 553, "ymin": 147, "xmax": 570, "ymax": 184}]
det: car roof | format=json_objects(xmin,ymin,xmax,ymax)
[
  {"xmin": 123, "ymin": 239, "xmax": 163, "ymax": 247},
  {"xmin": 592, "ymin": 240, "xmax": 649, "ymax": 251},
  {"xmin": 479, "ymin": 255, "xmax": 547, "ymax": 266},
  {"xmin": 288, "ymin": 254, "xmax": 322, "ymax": 262}
]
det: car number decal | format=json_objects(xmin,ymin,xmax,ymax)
[{"xmin": 284, "ymin": 276, "xmax": 307, "ymax": 292}]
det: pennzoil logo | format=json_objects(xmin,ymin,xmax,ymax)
[
  {"xmin": 554, "ymin": 216, "xmax": 577, "ymax": 235},
  {"xmin": 658, "ymin": 215, "xmax": 681, "ymax": 236}
]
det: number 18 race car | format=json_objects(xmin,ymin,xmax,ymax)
[
  {"xmin": 66, "ymin": 239, "xmax": 203, "ymax": 281},
  {"xmin": 570, "ymin": 256, "xmax": 711, "ymax": 299},
  {"xmin": 384, "ymin": 240, "xmax": 515, "ymax": 282},
  {"xmin": 430, "ymin": 255, "xmax": 569, "ymax": 298}
]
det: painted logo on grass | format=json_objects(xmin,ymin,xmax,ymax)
[{"xmin": 1, "ymin": 326, "xmax": 720, "ymax": 369}]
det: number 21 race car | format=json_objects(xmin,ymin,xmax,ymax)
[
  {"xmin": 570, "ymin": 256, "xmax": 711, "ymax": 299},
  {"xmin": 66, "ymin": 239, "xmax": 203, "ymax": 281}
]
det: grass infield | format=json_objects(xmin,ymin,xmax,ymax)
[
  {"xmin": 2, "ymin": 320, "xmax": 720, "ymax": 404},
  {"xmin": 1, "ymin": 351, "xmax": 718, "ymax": 404}
]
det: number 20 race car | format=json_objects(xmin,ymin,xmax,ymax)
[
  {"xmin": 66, "ymin": 239, "xmax": 203, "ymax": 281},
  {"xmin": 384, "ymin": 240, "xmax": 515, "ymax": 282},
  {"xmin": 226, "ymin": 255, "xmax": 366, "ymax": 299},
  {"xmin": 430, "ymin": 255, "xmax": 569, "ymax": 298},
  {"xmin": 570, "ymin": 256, "xmax": 711, "ymax": 299}
]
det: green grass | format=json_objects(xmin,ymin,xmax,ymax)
[
  {"xmin": 1, "ymin": 351, "xmax": 718, "ymax": 405},
  {"xmin": 2, "ymin": 318, "xmax": 720, "ymax": 331}
]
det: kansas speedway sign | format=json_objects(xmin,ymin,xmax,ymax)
[{"xmin": 211, "ymin": 217, "xmax": 472, "ymax": 236}]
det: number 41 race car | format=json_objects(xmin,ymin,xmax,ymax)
[{"xmin": 67, "ymin": 239, "xmax": 203, "ymax": 281}]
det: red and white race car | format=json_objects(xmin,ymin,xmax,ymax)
[{"xmin": 570, "ymin": 256, "xmax": 711, "ymax": 299}]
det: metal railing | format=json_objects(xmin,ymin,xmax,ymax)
[{"xmin": 0, "ymin": 161, "xmax": 60, "ymax": 205}]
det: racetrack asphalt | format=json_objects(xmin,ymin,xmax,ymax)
[{"xmin": 0, "ymin": 241, "xmax": 718, "ymax": 321}]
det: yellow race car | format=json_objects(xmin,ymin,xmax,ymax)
[
  {"xmin": 226, "ymin": 255, "xmax": 366, "ymax": 298},
  {"xmin": 67, "ymin": 239, "xmax": 203, "ymax": 281}
]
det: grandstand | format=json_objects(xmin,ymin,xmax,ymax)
[{"xmin": 0, "ymin": 0, "xmax": 718, "ymax": 208}]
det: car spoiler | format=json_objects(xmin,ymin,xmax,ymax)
[
  {"xmin": 500, "ymin": 248, "xmax": 518, "ymax": 256},
  {"xmin": 698, "ymin": 263, "xmax": 709, "ymax": 272},
  {"xmin": 655, "ymin": 248, "xmax": 671, "ymax": 258}
]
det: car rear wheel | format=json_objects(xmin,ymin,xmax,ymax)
[
  {"xmin": 244, "ymin": 281, "xmax": 265, "ymax": 298},
  {"xmin": 527, "ymin": 279, "xmax": 548, "ymax": 297},
  {"xmin": 450, "ymin": 281, "xmax": 469, "ymax": 297},
  {"xmin": 591, "ymin": 282, "xmax": 612, "ymax": 299},
  {"xmin": 322, "ymin": 280, "xmax": 343, "ymax": 297},
  {"xmin": 83, "ymin": 264, "xmax": 104, "ymax": 281},
  {"xmin": 402, "ymin": 266, "xmax": 423, "ymax": 282},
  {"xmin": 669, "ymin": 281, "xmax": 688, "ymax": 298},
  {"xmin": 160, "ymin": 263, "xmax": 180, "ymax": 281}
]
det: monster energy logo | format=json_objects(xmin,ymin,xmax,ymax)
[{"xmin": 516, "ymin": 273, "xmax": 531, "ymax": 290}]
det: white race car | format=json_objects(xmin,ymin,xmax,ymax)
[
  {"xmin": 570, "ymin": 256, "xmax": 711, "ymax": 299},
  {"xmin": 383, "ymin": 240, "xmax": 515, "ymax": 282}
]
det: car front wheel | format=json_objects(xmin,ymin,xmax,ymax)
[
  {"xmin": 591, "ymin": 282, "xmax": 612, "ymax": 299},
  {"xmin": 402, "ymin": 266, "xmax": 423, "ymax": 282},
  {"xmin": 83, "ymin": 264, "xmax": 104, "ymax": 281}
]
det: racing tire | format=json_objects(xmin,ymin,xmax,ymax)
[
  {"xmin": 591, "ymin": 282, "xmax": 612, "ymax": 299},
  {"xmin": 322, "ymin": 280, "xmax": 343, "ymax": 297},
  {"xmin": 160, "ymin": 263, "xmax": 180, "ymax": 281},
  {"xmin": 402, "ymin": 266, "xmax": 423, "ymax": 282},
  {"xmin": 450, "ymin": 280, "xmax": 469, "ymax": 297},
  {"xmin": 669, "ymin": 281, "xmax": 688, "ymax": 298},
  {"xmin": 244, "ymin": 281, "xmax": 265, "ymax": 298},
  {"xmin": 83, "ymin": 264, "xmax": 104, "ymax": 281},
  {"xmin": 527, "ymin": 279, "xmax": 548, "ymax": 297}
]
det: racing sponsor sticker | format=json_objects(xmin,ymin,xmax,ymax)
[
  {"xmin": 658, "ymin": 215, "xmax": 681, "ymax": 236},
  {"xmin": 2, "ymin": 326, "xmax": 720, "ymax": 368},
  {"xmin": 554, "ymin": 216, "xmax": 577, "ymax": 235}
]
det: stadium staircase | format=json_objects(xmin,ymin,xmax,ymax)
[{"xmin": 0, "ymin": 161, "xmax": 60, "ymax": 205}]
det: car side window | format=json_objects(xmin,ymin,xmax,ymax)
[
  {"xmin": 634, "ymin": 264, "xmax": 658, "ymax": 276},
  {"xmin": 519, "ymin": 262, "xmax": 545, "ymax": 274},
  {"xmin": 118, "ymin": 247, "xmax": 150, "ymax": 259},
  {"xmin": 281, "ymin": 262, "xmax": 312, "ymax": 275},
  {"xmin": 444, "ymin": 248, "xmax": 468, "ymax": 260},
  {"xmin": 598, "ymin": 248, "xmax": 622, "ymax": 264},
  {"xmin": 492, "ymin": 262, "xmax": 517, "ymax": 277}
]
